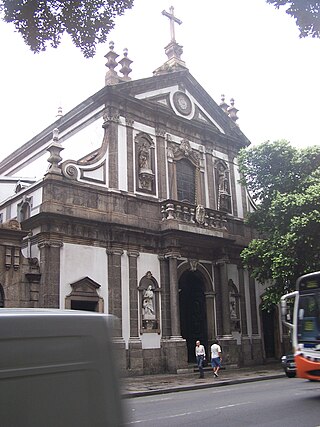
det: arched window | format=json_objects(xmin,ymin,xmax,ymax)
[
  {"xmin": 176, "ymin": 159, "xmax": 196, "ymax": 204},
  {"xmin": 17, "ymin": 196, "xmax": 32, "ymax": 222}
]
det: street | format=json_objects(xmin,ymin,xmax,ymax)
[{"xmin": 123, "ymin": 377, "xmax": 320, "ymax": 426}]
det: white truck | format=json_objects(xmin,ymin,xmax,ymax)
[{"xmin": 0, "ymin": 309, "xmax": 124, "ymax": 426}]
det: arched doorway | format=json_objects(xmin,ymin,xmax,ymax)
[
  {"xmin": 0, "ymin": 285, "xmax": 4, "ymax": 308},
  {"xmin": 179, "ymin": 270, "xmax": 208, "ymax": 363},
  {"xmin": 261, "ymin": 305, "xmax": 280, "ymax": 359}
]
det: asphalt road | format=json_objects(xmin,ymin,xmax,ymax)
[{"xmin": 123, "ymin": 377, "xmax": 320, "ymax": 426}]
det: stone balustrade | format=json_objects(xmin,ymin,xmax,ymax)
[{"xmin": 161, "ymin": 200, "xmax": 227, "ymax": 230}]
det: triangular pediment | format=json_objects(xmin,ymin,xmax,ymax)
[
  {"xmin": 115, "ymin": 70, "xmax": 249, "ymax": 144},
  {"xmin": 69, "ymin": 276, "xmax": 101, "ymax": 295}
]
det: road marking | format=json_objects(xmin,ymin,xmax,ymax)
[
  {"xmin": 215, "ymin": 402, "xmax": 251, "ymax": 410},
  {"xmin": 124, "ymin": 401, "xmax": 252, "ymax": 424}
]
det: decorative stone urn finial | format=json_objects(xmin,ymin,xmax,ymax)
[
  {"xmin": 46, "ymin": 128, "xmax": 64, "ymax": 175},
  {"xmin": 219, "ymin": 94, "xmax": 229, "ymax": 113},
  {"xmin": 119, "ymin": 48, "xmax": 133, "ymax": 81},
  {"xmin": 227, "ymin": 98, "xmax": 239, "ymax": 122}
]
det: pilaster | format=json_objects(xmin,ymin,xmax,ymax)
[
  {"xmin": 205, "ymin": 291, "xmax": 216, "ymax": 343},
  {"xmin": 126, "ymin": 117, "xmax": 134, "ymax": 193},
  {"xmin": 218, "ymin": 261, "xmax": 232, "ymax": 337},
  {"xmin": 155, "ymin": 127, "xmax": 167, "ymax": 199},
  {"xmin": 104, "ymin": 107, "xmax": 120, "ymax": 189},
  {"xmin": 106, "ymin": 247, "xmax": 124, "ymax": 336},
  {"xmin": 238, "ymin": 266, "xmax": 248, "ymax": 336},
  {"xmin": 159, "ymin": 254, "xmax": 171, "ymax": 337},
  {"xmin": 38, "ymin": 239, "xmax": 63, "ymax": 308},
  {"xmin": 166, "ymin": 251, "xmax": 182, "ymax": 338}
]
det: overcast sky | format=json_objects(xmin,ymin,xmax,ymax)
[{"xmin": 1, "ymin": 0, "xmax": 319, "ymax": 164}]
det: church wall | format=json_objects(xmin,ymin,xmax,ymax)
[{"xmin": 59, "ymin": 243, "xmax": 108, "ymax": 309}]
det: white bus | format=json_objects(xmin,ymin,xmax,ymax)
[{"xmin": 281, "ymin": 271, "xmax": 320, "ymax": 381}]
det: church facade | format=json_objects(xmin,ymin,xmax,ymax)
[{"xmin": 0, "ymin": 10, "xmax": 288, "ymax": 375}]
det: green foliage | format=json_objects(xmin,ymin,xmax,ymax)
[
  {"xmin": 0, "ymin": 0, "xmax": 134, "ymax": 57},
  {"xmin": 239, "ymin": 140, "xmax": 320, "ymax": 309},
  {"xmin": 266, "ymin": 0, "xmax": 320, "ymax": 38}
]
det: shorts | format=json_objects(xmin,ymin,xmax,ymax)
[{"xmin": 211, "ymin": 357, "xmax": 221, "ymax": 368}]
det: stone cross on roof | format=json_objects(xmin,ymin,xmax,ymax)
[{"xmin": 162, "ymin": 6, "xmax": 182, "ymax": 42}]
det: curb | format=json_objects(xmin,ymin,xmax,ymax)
[{"xmin": 122, "ymin": 373, "xmax": 284, "ymax": 398}]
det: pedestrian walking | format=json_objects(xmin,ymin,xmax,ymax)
[
  {"xmin": 195, "ymin": 340, "xmax": 206, "ymax": 378},
  {"xmin": 211, "ymin": 339, "xmax": 222, "ymax": 377}
]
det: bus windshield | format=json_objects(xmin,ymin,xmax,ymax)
[{"xmin": 297, "ymin": 293, "xmax": 320, "ymax": 345}]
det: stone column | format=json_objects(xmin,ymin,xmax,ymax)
[
  {"xmin": 238, "ymin": 266, "xmax": 248, "ymax": 336},
  {"xmin": 249, "ymin": 275, "xmax": 259, "ymax": 335},
  {"xmin": 104, "ymin": 108, "xmax": 119, "ymax": 189},
  {"xmin": 167, "ymin": 252, "xmax": 181, "ymax": 338},
  {"xmin": 205, "ymin": 147, "xmax": 216, "ymax": 210},
  {"xmin": 167, "ymin": 160, "xmax": 177, "ymax": 200},
  {"xmin": 106, "ymin": 248, "xmax": 124, "ymax": 335},
  {"xmin": 213, "ymin": 265, "xmax": 223, "ymax": 336},
  {"xmin": 38, "ymin": 239, "xmax": 63, "ymax": 308},
  {"xmin": 127, "ymin": 250, "xmax": 143, "ymax": 375},
  {"xmin": 238, "ymin": 266, "xmax": 251, "ymax": 366},
  {"xmin": 229, "ymin": 155, "xmax": 238, "ymax": 217},
  {"xmin": 159, "ymin": 255, "xmax": 171, "ymax": 337},
  {"xmin": 107, "ymin": 247, "xmax": 126, "ymax": 374},
  {"xmin": 126, "ymin": 117, "xmax": 134, "ymax": 193},
  {"xmin": 216, "ymin": 261, "xmax": 239, "ymax": 366},
  {"xmin": 249, "ymin": 274, "xmax": 263, "ymax": 364},
  {"xmin": 128, "ymin": 250, "xmax": 139, "ymax": 338},
  {"xmin": 162, "ymin": 252, "xmax": 188, "ymax": 373},
  {"xmin": 205, "ymin": 292, "xmax": 216, "ymax": 343},
  {"xmin": 219, "ymin": 262, "xmax": 232, "ymax": 337},
  {"xmin": 156, "ymin": 127, "xmax": 167, "ymax": 199}
]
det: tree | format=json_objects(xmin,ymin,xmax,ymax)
[
  {"xmin": 0, "ymin": 0, "xmax": 134, "ymax": 58},
  {"xmin": 266, "ymin": 0, "xmax": 320, "ymax": 38},
  {"xmin": 238, "ymin": 140, "xmax": 320, "ymax": 308}
]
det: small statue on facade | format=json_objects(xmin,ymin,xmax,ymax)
[{"xmin": 142, "ymin": 285, "xmax": 155, "ymax": 319}]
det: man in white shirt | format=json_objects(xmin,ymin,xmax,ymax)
[
  {"xmin": 211, "ymin": 339, "xmax": 222, "ymax": 377},
  {"xmin": 195, "ymin": 340, "xmax": 206, "ymax": 378}
]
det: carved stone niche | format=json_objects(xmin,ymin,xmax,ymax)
[
  {"xmin": 135, "ymin": 132, "xmax": 156, "ymax": 194},
  {"xmin": 65, "ymin": 277, "xmax": 104, "ymax": 312},
  {"xmin": 214, "ymin": 159, "xmax": 232, "ymax": 213},
  {"xmin": 228, "ymin": 279, "xmax": 241, "ymax": 332},
  {"xmin": 138, "ymin": 271, "xmax": 160, "ymax": 334}
]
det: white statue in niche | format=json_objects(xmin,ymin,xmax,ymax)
[
  {"xmin": 229, "ymin": 294, "xmax": 237, "ymax": 319},
  {"xmin": 142, "ymin": 285, "xmax": 155, "ymax": 319}
]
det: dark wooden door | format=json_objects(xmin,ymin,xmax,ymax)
[{"xmin": 179, "ymin": 271, "xmax": 208, "ymax": 362}]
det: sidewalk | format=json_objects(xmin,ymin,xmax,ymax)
[{"xmin": 121, "ymin": 362, "xmax": 285, "ymax": 398}]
